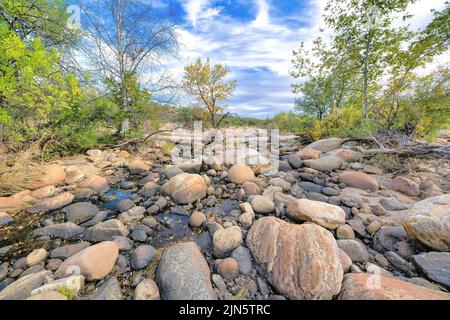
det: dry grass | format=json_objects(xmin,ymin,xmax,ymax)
[{"xmin": 0, "ymin": 145, "xmax": 42, "ymax": 196}]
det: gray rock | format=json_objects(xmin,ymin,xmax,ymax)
[
  {"xmin": 0, "ymin": 270, "xmax": 51, "ymax": 300},
  {"xmin": 231, "ymin": 246, "xmax": 253, "ymax": 276},
  {"xmin": 0, "ymin": 263, "xmax": 8, "ymax": 282},
  {"xmin": 111, "ymin": 236, "xmax": 133, "ymax": 251},
  {"xmin": 299, "ymin": 181, "xmax": 322, "ymax": 193},
  {"xmin": 84, "ymin": 219, "xmax": 129, "ymax": 242},
  {"xmin": 156, "ymin": 242, "xmax": 217, "ymax": 300},
  {"xmin": 340, "ymin": 188, "xmax": 363, "ymax": 208},
  {"xmin": 89, "ymin": 276, "xmax": 123, "ymax": 300},
  {"xmin": 117, "ymin": 199, "xmax": 134, "ymax": 212},
  {"xmin": 337, "ymin": 240, "xmax": 369, "ymax": 263},
  {"xmin": 299, "ymin": 173, "xmax": 314, "ymax": 182},
  {"xmin": 278, "ymin": 160, "xmax": 292, "ymax": 172},
  {"xmin": 50, "ymin": 242, "xmax": 91, "ymax": 259},
  {"xmin": 373, "ymin": 226, "xmax": 408, "ymax": 253},
  {"xmin": 131, "ymin": 245, "xmax": 156, "ymax": 270},
  {"xmin": 287, "ymin": 155, "xmax": 303, "ymax": 169},
  {"xmin": 29, "ymin": 192, "xmax": 75, "ymax": 213},
  {"xmin": 0, "ymin": 212, "xmax": 13, "ymax": 227},
  {"xmin": 20, "ymin": 265, "xmax": 45, "ymax": 278},
  {"xmin": 63, "ymin": 202, "xmax": 99, "ymax": 224},
  {"xmin": 130, "ymin": 229, "xmax": 147, "ymax": 242},
  {"xmin": 322, "ymin": 187, "xmax": 339, "ymax": 197},
  {"xmin": 379, "ymin": 197, "xmax": 409, "ymax": 211},
  {"xmin": 306, "ymin": 192, "xmax": 328, "ymax": 202},
  {"xmin": 303, "ymin": 156, "xmax": 345, "ymax": 172},
  {"xmin": 385, "ymin": 251, "xmax": 417, "ymax": 277},
  {"xmin": 412, "ymin": 252, "xmax": 450, "ymax": 288},
  {"xmin": 33, "ymin": 222, "xmax": 84, "ymax": 240}
]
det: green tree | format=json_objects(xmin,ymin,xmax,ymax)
[{"xmin": 182, "ymin": 58, "xmax": 237, "ymax": 128}]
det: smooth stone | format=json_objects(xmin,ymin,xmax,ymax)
[
  {"xmin": 161, "ymin": 173, "xmax": 207, "ymax": 204},
  {"xmin": 251, "ymin": 195, "xmax": 275, "ymax": 214},
  {"xmin": 0, "ymin": 270, "xmax": 51, "ymax": 300},
  {"xmin": 339, "ymin": 171, "xmax": 379, "ymax": 192},
  {"xmin": 213, "ymin": 226, "xmax": 243, "ymax": 258},
  {"xmin": 131, "ymin": 245, "xmax": 156, "ymax": 270},
  {"xmin": 247, "ymin": 216, "xmax": 343, "ymax": 300},
  {"xmin": 25, "ymin": 249, "xmax": 47, "ymax": 267},
  {"xmin": 337, "ymin": 240, "xmax": 369, "ymax": 263},
  {"xmin": 402, "ymin": 195, "xmax": 450, "ymax": 252},
  {"xmin": 412, "ymin": 252, "xmax": 450, "ymax": 288},
  {"xmin": 156, "ymin": 242, "xmax": 217, "ymax": 300},
  {"xmin": 228, "ymin": 164, "xmax": 255, "ymax": 184},
  {"xmin": 33, "ymin": 222, "xmax": 84, "ymax": 240},
  {"xmin": 84, "ymin": 219, "xmax": 129, "ymax": 242},
  {"xmin": 29, "ymin": 192, "xmax": 75, "ymax": 213},
  {"xmin": 89, "ymin": 276, "xmax": 123, "ymax": 300},
  {"xmin": 55, "ymin": 241, "xmax": 118, "ymax": 281},
  {"xmin": 134, "ymin": 279, "xmax": 160, "ymax": 300},
  {"xmin": 339, "ymin": 273, "xmax": 450, "ymax": 300},
  {"xmin": 231, "ymin": 246, "xmax": 252, "ymax": 276},
  {"xmin": 63, "ymin": 202, "xmax": 99, "ymax": 224}
]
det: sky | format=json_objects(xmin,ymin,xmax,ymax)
[{"xmin": 75, "ymin": 0, "xmax": 449, "ymax": 118}]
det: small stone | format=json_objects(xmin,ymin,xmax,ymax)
[
  {"xmin": 217, "ymin": 258, "xmax": 239, "ymax": 281},
  {"xmin": 213, "ymin": 226, "xmax": 243, "ymax": 258},
  {"xmin": 29, "ymin": 192, "xmax": 75, "ymax": 213},
  {"xmin": 231, "ymin": 246, "xmax": 252, "ymax": 276},
  {"xmin": 0, "ymin": 212, "xmax": 13, "ymax": 227},
  {"xmin": 135, "ymin": 279, "xmax": 160, "ymax": 300},
  {"xmin": 336, "ymin": 225, "xmax": 356, "ymax": 240},
  {"xmin": 131, "ymin": 245, "xmax": 156, "ymax": 270},
  {"xmin": 117, "ymin": 199, "xmax": 134, "ymax": 212},
  {"xmin": 228, "ymin": 164, "xmax": 255, "ymax": 184},
  {"xmin": 337, "ymin": 240, "xmax": 369, "ymax": 263},
  {"xmin": 338, "ymin": 249, "xmax": 352, "ymax": 273},
  {"xmin": 189, "ymin": 211, "xmax": 206, "ymax": 228},
  {"xmin": 50, "ymin": 242, "xmax": 91, "ymax": 259},
  {"xmin": 366, "ymin": 221, "xmax": 381, "ymax": 235},
  {"xmin": 25, "ymin": 249, "xmax": 47, "ymax": 267},
  {"xmin": 251, "ymin": 195, "xmax": 275, "ymax": 214},
  {"xmin": 89, "ymin": 276, "xmax": 123, "ymax": 300}
]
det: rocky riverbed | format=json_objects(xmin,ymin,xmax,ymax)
[{"xmin": 0, "ymin": 135, "xmax": 449, "ymax": 300}]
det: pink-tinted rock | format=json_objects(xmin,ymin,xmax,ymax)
[{"xmin": 339, "ymin": 171, "xmax": 379, "ymax": 192}]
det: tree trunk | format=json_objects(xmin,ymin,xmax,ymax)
[{"xmin": 362, "ymin": 30, "xmax": 373, "ymax": 119}]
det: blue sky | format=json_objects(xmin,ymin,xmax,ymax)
[{"xmin": 75, "ymin": 0, "xmax": 448, "ymax": 118}]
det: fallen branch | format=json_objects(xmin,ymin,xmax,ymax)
[{"xmin": 112, "ymin": 128, "xmax": 177, "ymax": 149}]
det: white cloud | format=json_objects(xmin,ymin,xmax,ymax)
[
  {"xmin": 182, "ymin": 0, "xmax": 215, "ymax": 28},
  {"xmin": 252, "ymin": 0, "xmax": 270, "ymax": 28}
]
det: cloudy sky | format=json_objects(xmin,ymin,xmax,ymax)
[{"xmin": 76, "ymin": 0, "xmax": 448, "ymax": 118}]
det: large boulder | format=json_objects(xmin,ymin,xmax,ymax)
[
  {"xmin": 28, "ymin": 192, "xmax": 75, "ymax": 213},
  {"xmin": 303, "ymin": 156, "xmax": 345, "ymax": 172},
  {"xmin": 161, "ymin": 173, "xmax": 207, "ymax": 205},
  {"xmin": 339, "ymin": 273, "xmax": 450, "ymax": 300},
  {"xmin": 29, "ymin": 164, "xmax": 66, "ymax": 190},
  {"xmin": 156, "ymin": 242, "xmax": 217, "ymax": 300},
  {"xmin": 402, "ymin": 195, "xmax": 450, "ymax": 252},
  {"xmin": 56, "ymin": 241, "xmax": 118, "ymax": 281},
  {"xmin": 0, "ymin": 270, "xmax": 51, "ymax": 300},
  {"xmin": 285, "ymin": 198, "xmax": 346, "ymax": 230},
  {"xmin": 339, "ymin": 171, "xmax": 379, "ymax": 192},
  {"xmin": 306, "ymin": 138, "xmax": 342, "ymax": 153},
  {"xmin": 247, "ymin": 216, "xmax": 343, "ymax": 300},
  {"xmin": 412, "ymin": 252, "xmax": 450, "ymax": 288},
  {"xmin": 228, "ymin": 164, "xmax": 255, "ymax": 184}
]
